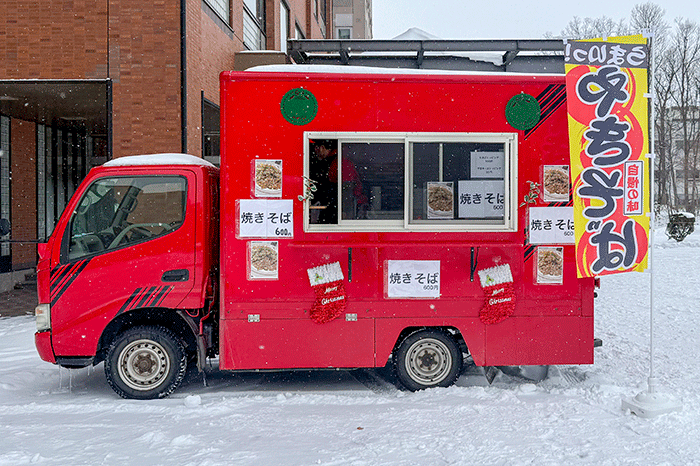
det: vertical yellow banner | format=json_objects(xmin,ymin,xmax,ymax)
[{"xmin": 565, "ymin": 35, "xmax": 650, "ymax": 278}]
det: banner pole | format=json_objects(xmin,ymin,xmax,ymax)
[
  {"xmin": 648, "ymin": 32, "xmax": 656, "ymax": 393},
  {"xmin": 621, "ymin": 32, "xmax": 681, "ymax": 417}
]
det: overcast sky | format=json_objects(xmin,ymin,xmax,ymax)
[{"xmin": 372, "ymin": 0, "xmax": 700, "ymax": 39}]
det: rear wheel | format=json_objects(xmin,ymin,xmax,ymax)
[
  {"xmin": 394, "ymin": 330, "xmax": 462, "ymax": 391},
  {"xmin": 105, "ymin": 326, "xmax": 187, "ymax": 399}
]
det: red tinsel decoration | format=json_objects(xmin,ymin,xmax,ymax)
[{"xmin": 310, "ymin": 279, "xmax": 346, "ymax": 324}]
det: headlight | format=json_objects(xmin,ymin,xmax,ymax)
[{"xmin": 35, "ymin": 304, "xmax": 51, "ymax": 332}]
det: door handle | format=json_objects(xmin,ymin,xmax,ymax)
[{"xmin": 162, "ymin": 269, "xmax": 189, "ymax": 282}]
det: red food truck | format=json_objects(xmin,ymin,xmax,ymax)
[{"xmin": 34, "ymin": 67, "xmax": 596, "ymax": 399}]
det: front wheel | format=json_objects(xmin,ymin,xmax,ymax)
[
  {"xmin": 394, "ymin": 330, "xmax": 462, "ymax": 391},
  {"xmin": 105, "ymin": 326, "xmax": 187, "ymax": 399}
]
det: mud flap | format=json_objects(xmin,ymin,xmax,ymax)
[
  {"xmin": 499, "ymin": 365, "xmax": 550, "ymax": 382},
  {"xmin": 484, "ymin": 366, "xmax": 500, "ymax": 384},
  {"xmin": 483, "ymin": 365, "xmax": 550, "ymax": 384}
]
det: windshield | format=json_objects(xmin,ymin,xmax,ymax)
[{"xmin": 66, "ymin": 175, "xmax": 187, "ymax": 261}]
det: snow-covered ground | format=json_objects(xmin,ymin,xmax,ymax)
[{"xmin": 2, "ymin": 227, "xmax": 699, "ymax": 465}]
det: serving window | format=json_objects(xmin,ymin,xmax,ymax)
[{"xmin": 305, "ymin": 133, "xmax": 517, "ymax": 232}]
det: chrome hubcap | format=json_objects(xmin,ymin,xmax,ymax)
[
  {"xmin": 118, "ymin": 339, "xmax": 170, "ymax": 391},
  {"xmin": 405, "ymin": 338, "xmax": 452, "ymax": 386}
]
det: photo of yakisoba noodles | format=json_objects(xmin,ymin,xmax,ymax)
[
  {"xmin": 428, "ymin": 185, "xmax": 453, "ymax": 212},
  {"xmin": 544, "ymin": 168, "xmax": 569, "ymax": 195},
  {"xmin": 251, "ymin": 244, "xmax": 278, "ymax": 271},
  {"xmin": 256, "ymin": 163, "xmax": 282, "ymax": 190},
  {"xmin": 538, "ymin": 249, "xmax": 563, "ymax": 277}
]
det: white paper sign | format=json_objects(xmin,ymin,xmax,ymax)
[
  {"xmin": 470, "ymin": 151, "xmax": 504, "ymax": 179},
  {"xmin": 457, "ymin": 180, "xmax": 504, "ymax": 218},
  {"xmin": 528, "ymin": 207, "xmax": 575, "ymax": 244},
  {"xmin": 238, "ymin": 199, "xmax": 293, "ymax": 238},
  {"xmin": 387, "ymin": 260, "xmax": 440, "ymax": 298}
]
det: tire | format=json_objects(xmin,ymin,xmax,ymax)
[
  {"xmin": 104, "ymin": 326, "xmax": 187, "ymax": 400},
  {"xmin": 394, "ymin": 329, "xmax": 462, "ymax": 391}
]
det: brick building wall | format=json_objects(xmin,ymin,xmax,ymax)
[
  {"xmin": 0, "ymin": 0, "xmax": 109, "ymax": 79},
  {"xmin": 108, "ymin": 0, "xmax": 183, "ymax": 157},
  {"xmin": 10, "ymin": 119, "xmax": 37, "ymax": 269}
]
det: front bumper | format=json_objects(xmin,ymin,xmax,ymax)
[{"xmin": 35, "ymin": 331, "xmax": 56, "ymax": 364}]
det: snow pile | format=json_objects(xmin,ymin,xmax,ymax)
[
  {"xmin": 391, "ymin": 27, "xmax": 440, "ymax": 41},
  {"xmin": 103, "ymin": 153, "xmax": 216, "ymax": 168},
  {"xmin": 2, "ymin": 230, "xmax": 700, "ymax": 464}
]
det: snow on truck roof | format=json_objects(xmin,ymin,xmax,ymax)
[
  {"xmin": 247, "ymin": 64, "xmax": 564, "ymax": 78},
  {"xmin": 103, "ymin": 153, "xmax": 216, "ymax": 168}
]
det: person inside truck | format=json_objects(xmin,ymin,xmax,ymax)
[{"xmin": 310, "ymin": 139, "xmax": 368, "ymax": 223}]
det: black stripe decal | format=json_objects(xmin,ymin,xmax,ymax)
[
  {"xmin": 116, "ymin": 285, "xmax": 175, "ymax": 315},
  {"xmin": 537, "ymin": 94, "xmax": 566, "ymax": 127},
  {"xmin": 525, "ymin": 85, "xmax": 566, "ymax": 136},
  {"xmin": 117, "ymin": 288, "xmax": 143, "ymax": 316},
  {"xmin": 144, "ymin": 286, "xmax": 164, "ymax": 307},
  {"xmin": 50, "ymin": 263, "xmax": 78, "ymax": 296},
  {"xmin": 153, "ymin": 286, "xmax": 172, "ymax": 307},
  {"xmin": 523, "ymin": 226, "xmax": 534, "ymax": 263},
  {"xmin": 136, "ymin": 286, "xmax": 158, "ymax": 309},
  {"xmin": 52, "ymin": 261, "xmax": 86, "ymax": 298},
  {"xmin": 524, "ymin": 244, "xmax": 536, "ymax": 263},
  {"xmin": 524, "ymin": 84, "xmax": 566, "ymax": 140},
  {"xmin": 50, "ymin": 260, "xmax": 90, "ymax": 306}
]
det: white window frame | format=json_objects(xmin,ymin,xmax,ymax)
[
  {"xmin": 279, "ymin": 1, "xmax": 290, "ymax": 53},
  {"xmin": 406, "ymin": 132, "xmax": 517, "ymax": 232},
  {"xmin": 303, "ymin": 132, "xmax": 518, "ymax": 233}
]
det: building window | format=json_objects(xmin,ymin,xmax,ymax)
[
  {"xmin": 318, "ymin": 0, "xmax": 327, "ymax": 36},
  {"xmin": 0, "ymin": 116, "xmax": 10, "ymax": 267},
  {"xmin": 295, "ymin": 24, "xmax": 305, "ymax": 39},
  {"xmin": 243, "ymin": 0, "xmax": 266, "ymax": 50},
  {"xmin": 36, "ymin": 124, "xmax": 90, "ymax": 241},
  {"xmin": 280, "ymin": 1, "xmax": 290, "ymax": 53},
  {"xmin": 204, "ymin": 0, "xmax": 230, "ymax": 24},
  {"xmin": 202, "ymin": 98, "xmax": 220, "ymax": 166},
  {"xmin": 337, "ymin": 28, "xmax": 352, "ymax": 39},
  {"xmin": 305, "ymin": 133, "xmax": 517, "ymax": 232},
  {"xmin": 319, "ymin": 0, "xmax": 326, "ymax": 23}
]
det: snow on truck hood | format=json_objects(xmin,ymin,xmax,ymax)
[{"xmin": 103, "ymin": 153, "xmax": 216, "ymax": 168}]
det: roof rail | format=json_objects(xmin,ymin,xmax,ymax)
[{"xmin": 287, "ymin": 39, "xmax": 565, "ymax": 74}]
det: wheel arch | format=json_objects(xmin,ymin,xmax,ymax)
[
  {"xmin": 390, "ymin": 326, "xmax": 468, "ymax": 361},
  {"xmin": 95, "ymin": 307, "xmax": 198, "ymax": 365}
]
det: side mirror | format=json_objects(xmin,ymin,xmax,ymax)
[{"xmin": 0, "ymin": 218, "xmax": 9, "ymax": 237}]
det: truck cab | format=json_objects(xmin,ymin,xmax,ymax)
[{"xmin": 35, "ymin": 153, "xmax": 219, "ymax": 399}]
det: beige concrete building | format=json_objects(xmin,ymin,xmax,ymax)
[{"xmin": 333, "ymin": 0, "xmax": 372, "ymax": 39}]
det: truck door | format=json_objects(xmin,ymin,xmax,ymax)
[{"xmin": 49, "ymin": 171, "xmax": 198, "ymax": 357}]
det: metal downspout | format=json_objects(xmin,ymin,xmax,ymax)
[{"xmin": 180, "ymin": 0, "xmax": 188, "ymax": 153}]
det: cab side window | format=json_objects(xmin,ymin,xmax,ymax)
[{"xmin": 66, "ymin": 176, "xmax": 187, "ymax": 261}]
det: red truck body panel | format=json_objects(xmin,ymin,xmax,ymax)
[{"xmin": 218, "ymin": 70, "xmax": 594, "ymax": 370}]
